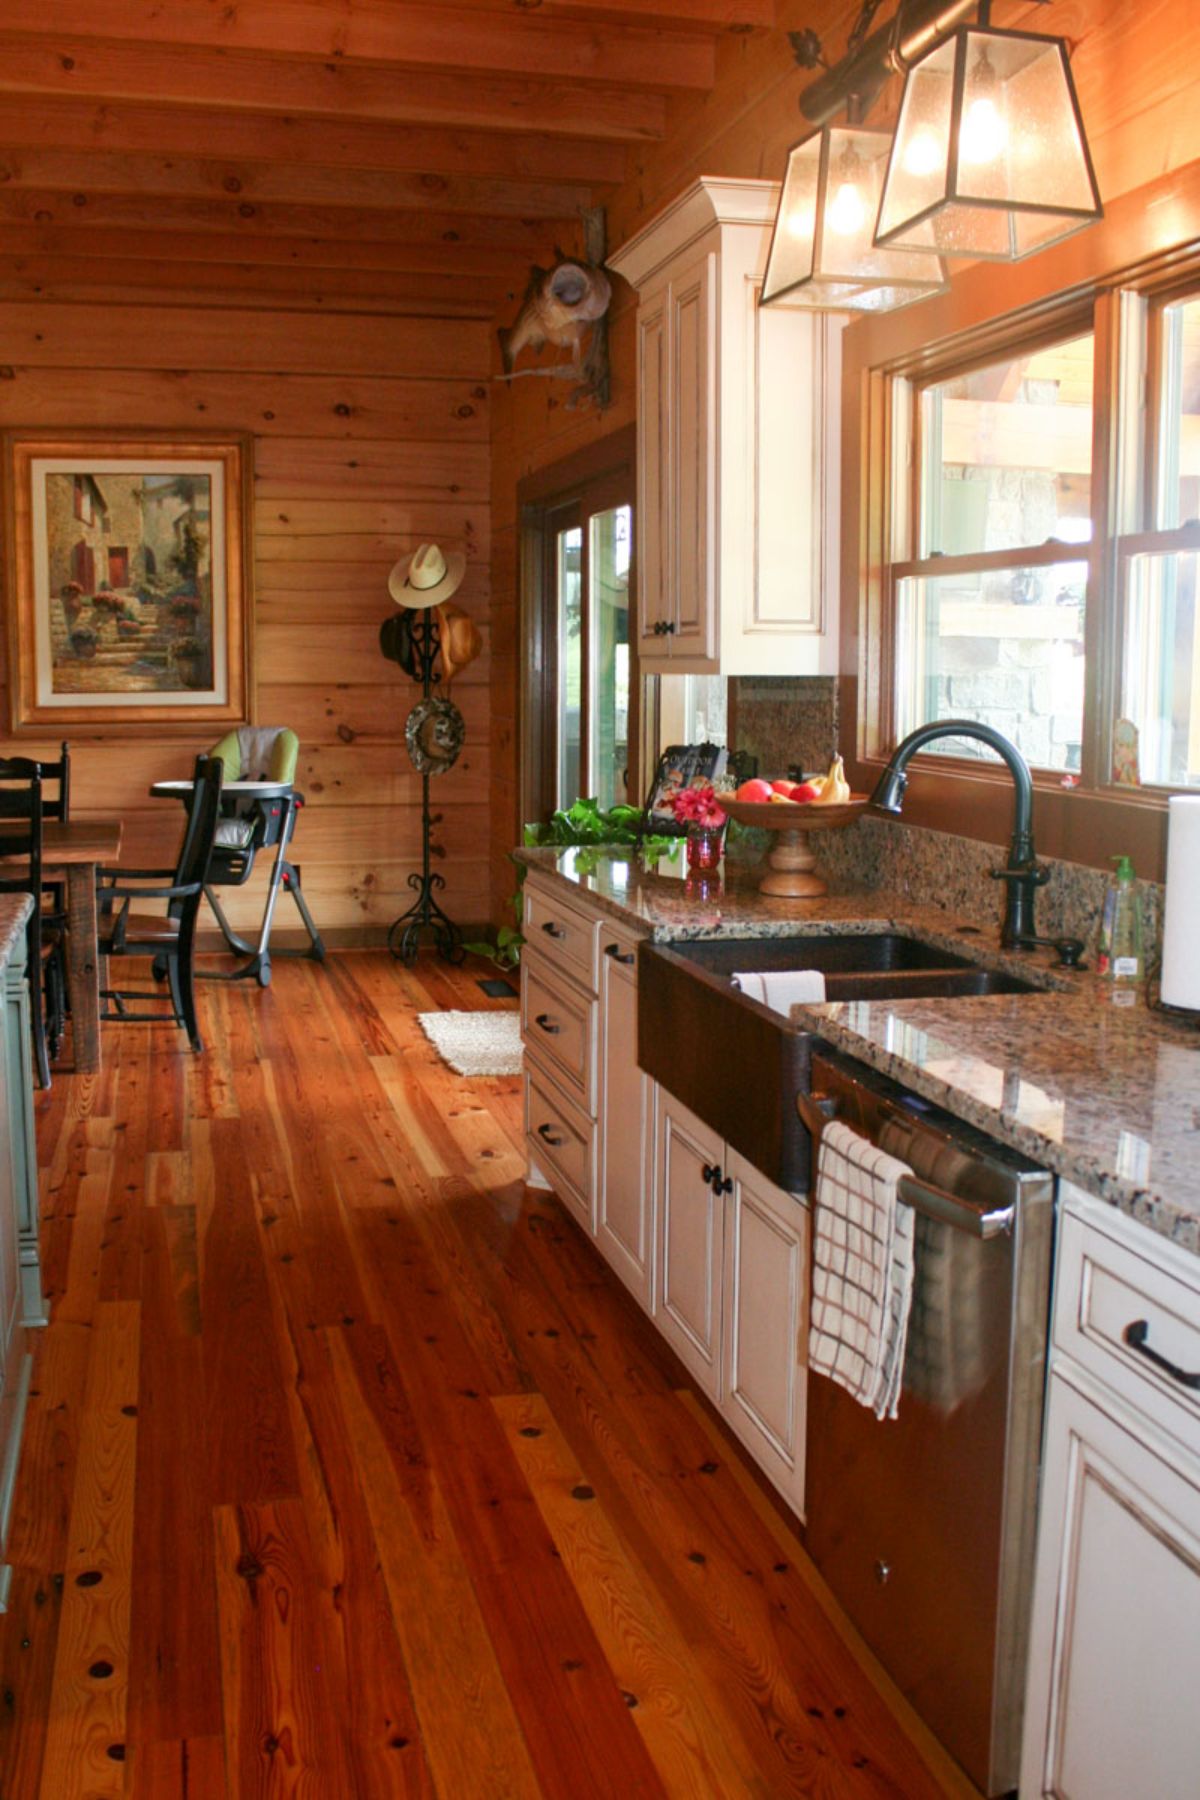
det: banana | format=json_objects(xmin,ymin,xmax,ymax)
[{"xmin": 813, "ymin": 754, "xmax": 850, "ymax": 806}]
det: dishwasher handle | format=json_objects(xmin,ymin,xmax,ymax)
[{"xmin": 897, "ymin": 1173, "xmax": 1015, "ymax": 1240}]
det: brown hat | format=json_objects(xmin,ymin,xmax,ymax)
[
  {"xmin": 388, "ymin": 542, "xmax": 466, "ymax": 609},
  {"xmin": 435, "ymin": 600, "xmax": 482, "ymax": 683}
]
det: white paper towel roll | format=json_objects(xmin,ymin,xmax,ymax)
[{"xmin": 1161, "ymin": 795, "xmax": 1200, "ymax": 1009}]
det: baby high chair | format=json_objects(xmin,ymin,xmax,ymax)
[{"xmin": 194, "ymin": 725, "xmax": 326, "ymax": 985}]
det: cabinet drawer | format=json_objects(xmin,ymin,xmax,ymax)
[
  {"xmin": 1055, "ymin": 1195, "xmax": 1200, "ymax": 1459},
  {"xmin": 525, "ymin": 1066, "xmax": 595, "ymax": 1232},
  {"xmin": 522, "ymin": 878, "xmax": 599, "ymax": 992},
  {"xmin": 521, "ymin": 952, "xmax": 596, "ymax": 1114}
]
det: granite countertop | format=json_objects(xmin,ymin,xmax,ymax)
[
  {"xmin": 517, "ymin": 847, "xmax": 1200, "ymax": 1257},
  {"xmin": 0, "ymin": 895, "xmax": 33, "ymax": 971}
]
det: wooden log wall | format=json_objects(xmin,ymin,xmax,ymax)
[
  {"xmin": 489, "ymin": 0, "xmax": 1200, "ymax": 920},
  {"xmin": 0, "ymin": 301, "xmax": 494, "ymax": 941}
]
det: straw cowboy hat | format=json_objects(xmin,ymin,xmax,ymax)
[
  {"xmin": 388, "ymin": 542, "xmax": 466, "ymax": 609},
  {"xmin": 435, "ymin": 601, "xmax": 483, "ymax": 683}
]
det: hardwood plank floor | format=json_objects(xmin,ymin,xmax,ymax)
[{"xmin": 0, "ymin": 952, "xmax": 980, "ymax": 1798}]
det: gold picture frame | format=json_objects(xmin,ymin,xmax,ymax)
[{"xmin": 4, "ymin": 431, "xmax": 252, "ymax": 733}]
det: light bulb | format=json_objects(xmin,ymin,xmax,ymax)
[
  {"xmin": 903, "ymin": 130, "xmax": 942, "ymax": 178},
  {"xmin": 960, "ymin": 94, "xmax": 1007, "ymax": 164},
  {"xmin": 786, "ymin": 206, "xmax": 813, "ymax": 242},
  {"xmin": 828, "ymin": 178, "xmax": 867, "ymax": 237},
  {"xmin": 960, "ymin": 48, "xmax": 1007, "ymax": 166}
]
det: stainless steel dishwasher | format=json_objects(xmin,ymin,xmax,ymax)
[{"xmin": 803, "ymin": 1048, "xmax": 1055, "ymax": 1799}]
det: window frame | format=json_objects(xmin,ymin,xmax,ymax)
[
  {"xmin": 839, "ymin": 158, "xmax": 1200, "ymax": 882},
  {"xmin": 888, "ymin": 316, "xmax": 1098, "ymax": 781},
  {"xmin": 517, "ymin": 427, "xmax": 638, "ymax": 830}
]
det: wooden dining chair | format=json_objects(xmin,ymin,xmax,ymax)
[
  {"xmin": 95, "ymin": 755, "xmax": 224, "ymax": 1053},
  {"xmin": 0, "ymin": 759, "xmax": 63, "ymax": 1088}
]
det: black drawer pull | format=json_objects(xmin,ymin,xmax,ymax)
[
  {"xmin": 605, "ymin": 943, "xmax": 635, "ymax": 965},
  {"xmin": 537, "ymin": 1123, "xmax": 565, "ymax": 1148},
  {"xmin": 1123, "ymin": 1320, "xmax": 1200, "ymax": 1390},
  {"xmin": 541, "ymin": 921, "xmax": 565, "ymax": 938},
  {"xmin": 534, "ymin": 1012, "xmax": 561, "ymax": 1035}
]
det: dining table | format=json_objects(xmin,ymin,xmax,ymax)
[{"xmin": 0, "ymin": 818, "xmax": 123, "ymax": 1075}]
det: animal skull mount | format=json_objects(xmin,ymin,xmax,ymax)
[{"xmin": 497, "ymin": 250, "xmax": 613, "ymax": 411}]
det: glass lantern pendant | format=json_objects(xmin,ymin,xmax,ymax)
[
  {"xmin": 761, "ymin": 123, "xmax": 947, "ymax": 311},
  {"xmin": 875, "ymin": 25, "xmax": 1102, "ymax": 262}
]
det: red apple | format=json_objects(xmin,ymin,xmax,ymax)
[
  {"xmin": 735, "ymin": 778, "xmax": 773, "ymax": 803},
  {"xmin": 790, "ymin": 781, "xmax": 821, "ymax": 802},
  {"xmin": 770, "ymin": 779, "xmax": 797, "ymax": 796}
]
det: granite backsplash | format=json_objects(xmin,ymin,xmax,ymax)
[
  {"xmin": 725, "ymin": 675, "xmax": 1164, "ymax": 964},
  {"xmin": 816, "ymin": 813, "xmax": 1164, "ymax": 968},
  {"xmin": 729, "ymin": 676, "xmax": 838, "ymax": 780}
]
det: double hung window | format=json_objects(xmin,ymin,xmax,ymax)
[
  {"xmin": 882, "ymin": 271, "xmax": 1200, "ymax": 803},
  {"xmin": 894, "ymin": 333, "xmax": 1093, "ymax": 775}
]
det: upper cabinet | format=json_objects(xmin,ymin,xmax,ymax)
[{"xmin": 609, "ymin": 177, "xmax": 844, "ymax": 678}]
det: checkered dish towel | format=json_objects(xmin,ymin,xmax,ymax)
[{"xmin": 809, "ymin": 1120, "xmax": 916, "ymax": 1421}]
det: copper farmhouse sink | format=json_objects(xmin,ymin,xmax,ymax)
[{"xmin": 637, "ymin": 933, "xmax": 1042, "ymax": 1192}]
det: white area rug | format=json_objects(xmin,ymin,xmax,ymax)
[{"xmin": 417, "ymin": 1010, "xmax": 523, "ymax": 1077}]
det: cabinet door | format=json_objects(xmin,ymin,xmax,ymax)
[
  {"xmin": 667, "ymin": 252, "xmax": 717, "ymax": 665},
  {"xmin": 596, "ymin": 932, "xmax": 652, "ymax": 1309},
  {"xmin": 654, "ymin": 1087, "xmax": 724, "ymax": 1398},
  {"xmin": 636, "ymin": 292, "xmax": 672, "ymax": 656},
  {"xmin": 1021, "ymin": 1368, "xmax": 1200, "ymax": 1800},
  {"xmin": 721, "ymin": 1151, "xmax": 808, "ymax": 1515}
]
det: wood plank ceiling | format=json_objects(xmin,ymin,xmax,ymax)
[{"xmin": 0, "ymin": 0, "xmax": 778, "ymax": 322}]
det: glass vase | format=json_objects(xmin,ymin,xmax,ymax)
[{"xmin": 686, "ymin": 821, "xmax": 724, "ymax": 873}]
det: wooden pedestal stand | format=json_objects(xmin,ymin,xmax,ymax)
[{"xmin": 714, "ymin": 796, "xmax": 870, "ymax": 899}]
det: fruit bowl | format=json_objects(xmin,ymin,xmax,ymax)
[{"xmin": 714, "ymin": 793, "xmax": 870, "ymax": 898}]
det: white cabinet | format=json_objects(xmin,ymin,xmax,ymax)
[
  {"xmin": 722, "ymin": 1149, "xmax": 808, "ymax": 1514},
  {"xmin": 655, "ymin": 1087, "xmax": 726, "ymax": 1396},
  {"xmin": 596, "ymin": 928, "xmax": 654, "ymax": 1310},
  {"xmin": 520, "ymin": 871, "xmax": 809, "ymax": 1519},
  {"xmin": 1021, "ymin": 1189, "xmax": 1200, "ymax": 1798},
  {"xmin": 653, "ymin": 1087, "xmax": 809, "ymax": 1511},
  {"xmin": 608, "ymin": 176, "xmax": 843, "ymax": 678},
  {"xmin": 521, "ymin": 878, "xmax": 653, "ymax": 1308}
]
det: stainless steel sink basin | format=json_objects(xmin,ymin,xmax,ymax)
[{"xmin": 637, "ymin": 932, "xmax": 1043, "ymax": 1191}]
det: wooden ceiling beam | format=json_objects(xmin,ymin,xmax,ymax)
[
  {"xmin": 0, "ymin": 147, "xmax": 596, "ymax": 221},
  {"xmin": 0, "ymin": 187, "xmax": 572, "ymax": 252},
  {"xmin": 0, "ymin": 37, "xmax": 667, "ymax": 142},
  {"xmin": 400, "ymin": 0, "xmax": 775, "ymax": 27},
  {"xmin": 0, "ymin": 2, "xmax": 715, "ymax": 90},
  {"xmin": 0, "ymin": 95, "xmax": 628, "ymax": 186},
  {"xmin": 0, "ymin": 253, "xmax": 510, "ymax": 315},
  {"xmin": 0, "ymin": 221, "xmax": 563, "ymax": 280}
]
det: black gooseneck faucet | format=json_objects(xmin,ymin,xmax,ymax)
[{"xmin": 870, "ymin": 719, "xmax": 1083, "ymax": 963}]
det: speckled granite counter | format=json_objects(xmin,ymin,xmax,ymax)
[
  {"xmin": 517, "ymin": 848, "xmax": 1200, "ymax": 1256},
  {"xmin": 0, "ymin": 896, "xmax": 32, "ymax": 972}
]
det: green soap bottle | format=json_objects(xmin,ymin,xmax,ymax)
[{"xmin": 1097, "ymin": 854, "xmax": 1144, "ymax": 982}]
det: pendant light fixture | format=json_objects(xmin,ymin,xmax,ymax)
[
  {"xmin": 874, "ymin": 15, "xmax": 1102, "ymax": 261},
  {"xmin": 761, "ymin": 121, "xmax": 948, "ymax": 311}
]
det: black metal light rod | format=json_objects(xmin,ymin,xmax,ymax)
[{"xmin": 799, "ymin": 0, "xmax": 978, "ymax": 123}]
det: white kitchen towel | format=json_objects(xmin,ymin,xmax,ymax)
[
  {"xmin": 731, "ymin": 968, "xmax": 826, "ymax": 1011},
  {"xmin": 809, "ymin": 1119, "xmax": 915, "ymax": 1421}
]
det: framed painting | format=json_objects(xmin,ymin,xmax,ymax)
[{"xmin": 4, "ymin": 432, "xmax": 252, "ymax": 732}]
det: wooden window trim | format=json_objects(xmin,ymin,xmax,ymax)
[{"xmin": 840, "ymin": 158, "xmax": 1200, "ymax": 883}]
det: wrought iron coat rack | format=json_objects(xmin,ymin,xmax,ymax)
[{"xmin": 387, "ymin": 611, "xmax": 464, "ymax": 965}]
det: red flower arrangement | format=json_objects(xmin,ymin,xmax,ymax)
[{"xmin": 667, "ymin": 782, "xmax": 727, "ymax": 828}]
